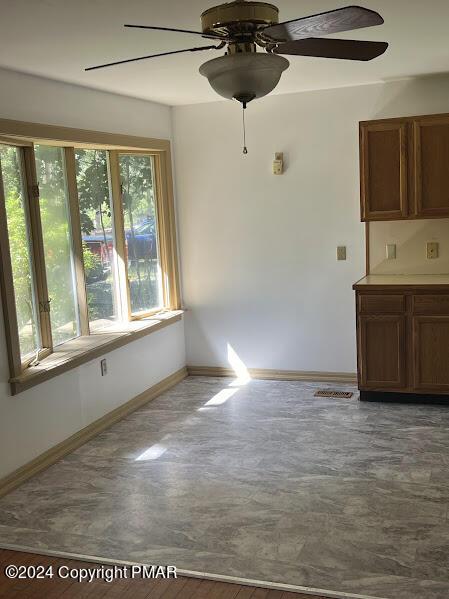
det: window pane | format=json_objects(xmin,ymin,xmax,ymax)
[
  {"xmin": 34, "ymin": 145, "xmax": 79, "ymax": 345},
  {"xmin": 0, "ymin": 145, "xmax": 40, "ymax": 359},
  {"xmin": 75, "ymin": 149, "xmax": 118, "ymax": 331},
  {"xmin": 119, "ymin": 154, "xmax": 163, "ymax": 315}
]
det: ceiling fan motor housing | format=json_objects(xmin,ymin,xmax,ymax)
[
  {"xmin": 201, "ymin": 0, "xmax": 279, "ymax": 38},
  {"xmin": 199, "ymin": 0, "xmax": 287, "ymax": 104}
]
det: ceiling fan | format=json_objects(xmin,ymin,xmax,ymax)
[
  {"xmin": 86, "ymin": 1, "xmax": 387, "ymax": 100},
  {"xmin": 86, "ymin": 1, "xmax": 387, "ymax": 152}
]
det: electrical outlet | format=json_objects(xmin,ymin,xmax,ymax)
[
  {"xmin": 386, "ymin": 244, "xmax": 396, "ymax": 260},
  {"xmin": 427, "ymin": 242, "xmax": 439, "ymax": 260},
  {"xmin": 337, "ymin": 246, "xmax": 347, "ymax": 261},
  {"xmin": 100, "ymin": 359, "xmax": 108, "ymax": 376}
]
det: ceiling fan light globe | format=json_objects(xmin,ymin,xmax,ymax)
[{"xmin": 199, "ymin": 53, "xmax": 289, "ymax": 102}]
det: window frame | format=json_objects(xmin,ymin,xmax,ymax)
[{"xmin": 0, "ymin": 118, "xmax": 180, "ymax": 386}]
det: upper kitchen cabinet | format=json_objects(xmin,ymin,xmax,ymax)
[
  {"xmin": 413, "ymin": 116, "xmax": 449, "ymax": 218},
  {"xmin": 359, "ymin": 113, "xmax": 449, "ymax": 222},
  {"xmin": 360, "ymin": 121, "xmax": 408, "ymax": 221}
]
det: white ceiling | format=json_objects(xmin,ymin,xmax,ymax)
[{"xmin": 1, "ymin": 0, "xmax": 449, "ymax": 106}]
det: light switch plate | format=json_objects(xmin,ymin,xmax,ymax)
[
  {"xmin": 386, "ymin": 244, "xmax": 396, "ymax": 260},
  {"xmin": 427, "ymin": 242, "xmax": 439, "ymax": 260},
  {"xmin": 337, "ymin": 246, "xmax": 347, "ymax": 261},
  {"xmin": 273, "ymin": 152, "xmax": 283, "ymax": 175}
]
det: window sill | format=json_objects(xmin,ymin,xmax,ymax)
[{"xmin": 9, "ymin": 310, "xmax": 184, "ymax": 395}]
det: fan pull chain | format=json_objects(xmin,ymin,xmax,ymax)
[{"xmin": 242, "ymin": 104, "xmax": 248, "ymax": 155}]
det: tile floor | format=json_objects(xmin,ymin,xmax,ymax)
[{"xmin": 0, "ymin": 376, "xmax": 449, "ymax": 599}]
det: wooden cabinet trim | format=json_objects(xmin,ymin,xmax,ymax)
[
  {"xmin": 360, "ymin": 112, "xmax": 449, "ymax": 127},
  {"xmin": 354, "ymin": 284, "xmax": 449, "ymax": 293}
]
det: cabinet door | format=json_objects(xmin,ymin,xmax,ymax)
[
  {"xmin": 359, "ymin": 315, "xmax": 406, "ymax": 388},
  {"xmin": 413, "ymin": 117, "xmax": 449, "ymax": 218},
  {"xmin": 360, "ymin": 122, "xmax": 409, "ymax": 221},
  {"xmin": 413, "ymin": 316, "xmax": 449, "ymax": 391}
]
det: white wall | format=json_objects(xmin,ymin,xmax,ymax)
[
  {"xmin": 173, "ymin": 74, "xmax": 449, "ymax": 374},
  {"xmin": 0, "ymin": 67, "xmax": 171, "ymax": 139},
  {"xmin": 0, "ymin": 68, "xmax": 186, "ymax": 479}
]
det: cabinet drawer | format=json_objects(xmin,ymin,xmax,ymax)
[
  {"xmin": 359, "ymin": 294, "xmax": 405, "ymax": 314},
  {"xmin": 413, "ymin": 294, "xmax": 449, "ymax": 315}
]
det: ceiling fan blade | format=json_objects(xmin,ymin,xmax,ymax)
[
  {"xmin": 274, "ymin": 38, "xmax": 388, "ymax": 61},
  {"xmin": 125, "ymin": 24, "xmax": 229, "ymax": 41},
  {"xmin": 85, "ymin": 45, "xmax": 220, "ymax": 71},
  {"xmin": 262, "ymin": 6, "xmax": 384, "ymax": 43}
]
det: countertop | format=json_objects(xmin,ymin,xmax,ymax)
[{"xmin": 353, "ymin": 274, "xmax": 449, "ymax": 289}]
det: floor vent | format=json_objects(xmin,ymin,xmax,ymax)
[{"xmin": 314, "ymin": 390, "xmax": 354, "ymax": 399}]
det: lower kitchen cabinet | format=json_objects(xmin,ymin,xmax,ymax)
[
  {"xmin": 413, "ymin": 315, "xmax": 449, "ymax": 391},
  {"xmin": 359, "ymin": 315, "xmax": 406, "ymax": 389},
  {"xmin": 354, "ymin": 277, "xmax": 449, "ymax": 397}
]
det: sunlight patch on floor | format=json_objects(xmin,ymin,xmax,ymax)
[
  {"xmin": 204, "ymin": 387, "xmax": 238, "ymax": 407},
  {"xmin": 135, "ymin": 443, "xmax": 167, "ymax": 461},
  {"xmin": 227, "ymin": 343, "xmax": 251, "ymax": 387}
]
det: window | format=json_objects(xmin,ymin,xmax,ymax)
[
  {"xmin": 35, "ymin": 145, "xmax": 80, "ymax": 345},
  {"xmin": 119, "ymin": 154, "xmax": 163, "ymax": 316},
  {"xmin": 75, "ymin": 149, "xmax": 119, "ymax": 331},
  {"xmin": 0, "ymin": 144, "xmax": 40, "ymax": 361},
  {"xmin": 0, "ymin": 120, "xmax": 180, "ymax": 390}
]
